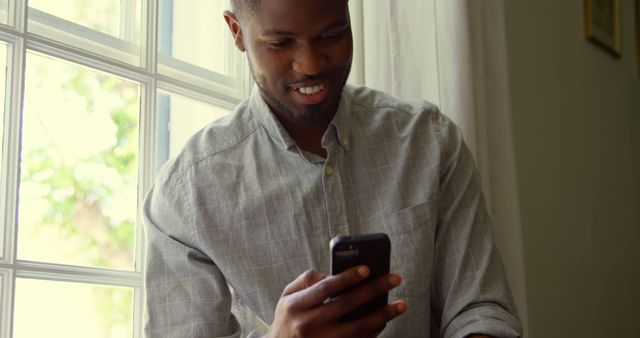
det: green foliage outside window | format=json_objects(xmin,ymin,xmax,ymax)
[{"xmin": 18, "ymin": 55, "xmax": 139, "ymax": 337}]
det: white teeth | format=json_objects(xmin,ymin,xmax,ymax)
[{"xmin": 297, "ymin": 84, "xmax": 324, "ymax": 95}]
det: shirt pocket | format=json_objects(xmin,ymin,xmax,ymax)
[{"xmin": 380, "ymin": 199, "xmax": 436, "ymax": 297}]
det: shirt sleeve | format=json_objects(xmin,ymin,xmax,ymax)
[
  {"xmin": 430, "ymin": 114, "xmax": 523, "ymax": 338},
  {"xmin": 143, "ymin": 172, "xmax": 242, "ymax": 338}
]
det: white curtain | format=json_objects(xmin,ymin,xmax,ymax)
[{"xmin": 357, "ymin": 0, "xmax": 529, "ymax": 335}]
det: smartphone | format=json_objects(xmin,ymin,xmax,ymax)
[{"xmin": 330, "ymin": 233, "xmax": 391, "ymax": 323}]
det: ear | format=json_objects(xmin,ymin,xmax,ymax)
[{"xmin": 224, "ymin": 10, "xmax": 246, "ymax": 52}]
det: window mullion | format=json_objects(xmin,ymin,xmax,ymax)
[
  {"xmin": 1, "ymin": 29, "xmax": 24, "ymax": 267},
  {"xmin": 0, "ymin": 32, "xmax": 19, "ymax": 263},
  {"xmin": 120, "ymin": 0, "xmax": 138, "ymax": 43},
  {"xmin": 11, "ymin": 261, "xmax": 142, "ymax": 288},
  {"xmin": 142, "ymin": 0, "xmax": 156, "ymax": 73},
  {"xmin": 133, "ymin": 1, "xmax": 159, "ymax": 337},
  {"xmin": 1, "ymin": 4, "xmax": 26, "ymax": 338},
  {"xmin": 132, "ymin": 279, "xmax": 145, "ymax": 338},
  {"xmin": 138, "ymin": 0, "xmax": 157, "ymax": 262},
  {"xmin": 8, "ymin": 0, "xmax": 26, "ymax": 32},
  {"xmin": 134, "ymin": 74, "xmax": 154, "ymax": 338},
  {"xmin": 0, "ymin": 26, "xmax": 25, "ymax": 338},
  {"xmin": 0, "ymin": 269, "xmax": 14, "ymax": 338}
]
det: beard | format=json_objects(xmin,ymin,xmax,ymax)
[
  {"xmin": 248, "ymin": 59, "xmax": 352, "ymax": 125},
  {"xmin": 258, "ymin": 82, "xmax": 326, "ymax": 124}
]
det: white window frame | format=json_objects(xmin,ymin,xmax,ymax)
[{"xmin": 0, "ymin": 0, "xmax": 363, "ymax": 337}]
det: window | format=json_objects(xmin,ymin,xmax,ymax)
[{"xmin": 0, "ymin": 1, "xmax": 246, "ymax": 338}]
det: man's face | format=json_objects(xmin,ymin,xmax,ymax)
[{"xmin": 227, "ymin": 0, "xmax": 353, "ymax": 125}]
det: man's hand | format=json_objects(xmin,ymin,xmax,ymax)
[{"xmin": 264, "ymin": 266, "xmax": 407, "ymax": 338}]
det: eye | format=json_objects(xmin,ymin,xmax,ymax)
[
  {"xmin": 320, "ymin": 32, "xmax": 341, "ymax": 41},
  {"xmin": 268, "ymin": 39, "xmax": 293, "ymax": 49},
  {"xmin": 318, "ymin": 29, "xmax": 347, "ymax": 45}
]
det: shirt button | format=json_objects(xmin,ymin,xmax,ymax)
[{"xmin": 325, "ymin": 165, "xmax": 334, "ymax": 175}]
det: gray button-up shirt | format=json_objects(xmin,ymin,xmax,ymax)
[{"xmin": 143, "ymin": 85, "xmax": 522, "ymax": 338}]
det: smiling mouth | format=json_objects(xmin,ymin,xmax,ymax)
[
  {"xmin": 295, "ymin": 84, "xmax": 325, "ymax": 95},
  {"xmin": 289, "ymin": 83, "xmax": 330, "ymax": 105}
]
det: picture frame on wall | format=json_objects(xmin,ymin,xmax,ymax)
[{"xmin": 584, "ymin": 0, "xmax": 622, "ymax": 56}]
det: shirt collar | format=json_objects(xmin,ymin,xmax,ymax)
[
  {"xmin": 330, "ymin": 86, "xmax": 352, "ymax": 152},
  {"xmin": 249, "ymin": 86, "xmax": 297, "ymax": 151},
  {"xmin": 249, "ymin": 85, "xmax": 353, "ymax": 153}
]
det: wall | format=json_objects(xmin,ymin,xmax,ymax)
[{"xmin": 504, "ymin": 1, "xmax": 640, "ymax": 337}]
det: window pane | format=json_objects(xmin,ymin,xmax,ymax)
[
  {"xmin": 156, "ymin": 90, "xmax": 231, "ymax": 170},
  {"xmin": 28, "ymin": 0, "xmax": 142, "ymax": 65},
  {"xmin": 0, "ymin": 270, "xmax": 6, "ymax": 328},
  {"xmin": 13, "ymin": 278, "xmax": 133, "ymax": 338},
  {"xmin": 18, "ymin": 52, "xmax": 140, "ymax": 270},
  {"xmin": 0, "ymin": 42, "xmax": 7, "ymax": 259},
  {"xmin": 158, "ymin": 0, "xmax": 236, "ymax": 77},
  {"xmin": 29, "ymin": 0, "xmax": 141, "ymax": 43},
  {"xmin": 0, "ymin": 0, "xmax": 8, "ymax": 25}
]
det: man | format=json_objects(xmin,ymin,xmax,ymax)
[{"xmin": 143, "ymin": 0, "xmax": 522, "ymax": 337}]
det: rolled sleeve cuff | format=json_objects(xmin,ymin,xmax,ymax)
[{"xmin": 443, "ymin": 305, "xmax": 522, "ymax": 338}]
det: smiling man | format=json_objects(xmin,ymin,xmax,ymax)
[{"xmin": 143, "ymin": 0, "xmax": 522, "ymax": 337}]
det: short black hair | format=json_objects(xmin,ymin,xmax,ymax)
[{"xmin": 230, "ymin": 0, "xmax": 260, "ymax": 17}]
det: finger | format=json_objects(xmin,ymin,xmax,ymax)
[
  {"xmin": 287, "ymin": 265, "xmax": 370, "ymax": 311},
  {"xmin": 341, "ymin": 300, "xmax": 407, "ymax": 336},
  {"xmin": 282, "ymin": 270, "xmax": 327, "ymax": 296},
  {"xmin": 324, "ymin": 273, "xmax": 402, "ymax": 319},
  {"xmin": 367, "ymin": 301, "xmax": 407, "ymax": 336}
]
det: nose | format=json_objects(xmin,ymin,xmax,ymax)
[{"xmin": 292, "ymin": 43, "xmax": 328, "ymax": 76}]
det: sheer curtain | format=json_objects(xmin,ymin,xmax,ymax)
[{"xmin": 357, "ymin": 0, "xmax": 529, "ymax": 334}]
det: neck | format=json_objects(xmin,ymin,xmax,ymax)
[{"xmin": 274, "ymin": 112, "xmax": 330, "ymax": 158}]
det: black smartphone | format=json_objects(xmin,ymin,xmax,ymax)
[{"xmin": 330, "ymin": 233, "xmax": 391, "ymax": 323}]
